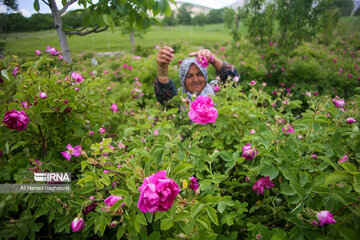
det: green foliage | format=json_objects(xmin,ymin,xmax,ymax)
[
  {"xmin": 176, "ymin": 4, "xmax": 192, "ymax": 25},
  {"xmin": 0, "ymin": 23, "xmax": 360, "ymax": 239},
  {"xmin": 332, "ymin": 0, "xmax": 354, "ymax": 16}
]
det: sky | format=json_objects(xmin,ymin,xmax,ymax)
[{"xmin": 0, "ymin": 0, "xmax": 239, "ymax": 17}]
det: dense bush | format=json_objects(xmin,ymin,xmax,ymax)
[{"xmin": 0, "ymin": 39, "xmax": 359, "ymax": 239}]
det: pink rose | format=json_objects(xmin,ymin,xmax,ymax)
[
  {"xmin": 138, "ymin": 170, "xmax": 180, "ymax": 213},
  {"xmin": 346, "ymin": 117, "xmax": 356, "ymax": 124},
  {"xmin": 316, "ymin": 211, "xmax": 336, "ymax": 225},
  {"xmin": 332, "ymin": 98, "xmax": 345, "ymax": 108},
  {"xmin": 71, "ymin": 72, "xmax": 84, "ymax": 83},
  {"xmin": 61, "ymin": 144, "xmax": 82, "ymax": 161},
  {"xmin": 213, "ymin": 85, "xmax": 220, "ymax": 92},
  {"xmin": 252, "ymin": 176, "xmax": 274, "ymax": 195},
  {"xmin": 250, "ymin": 80, "xmax": 256, "ymax": 85},
  {"xmin": 188, "ymin": 96, "xmax": 218, "ymax": 124},
  {"xmin": 35, "ymin": 50, "xmax": 41, "ymax": 55},
  {"xmin": 40, "ymin": 92, "xmax": 47, "ymax": 99},
  {"xmin": 104, "ymin": 195, "xmax": 124, "ymax": 207},
  {"xmin": 3, "ymin": 109, "xmax": 30, "ymax": 131},
  {"xmin": 71, "ymin": 217, "xmax": 85, "ymax": 232},
  {"xmin": 110, "ymin": 104, "xmax": 119, "ymax": 112},
  {"xmin": 242, "ymin": 143, "xmax": 257, "ymax": 161},
  {"xmin": 13, "ymin": 67, "xmax": 18, "ymax": 76},
  {"xmin": 99, "ymin": 128, "xmax": 106, "ymax": 134},
  {"xmin": 45, "ymin": 45, "xmax": 59, "ymax": 56},
  {"xmin": 338, "ymin": 155, "xmax": 349, "ymax": 163},
  {"xmin": 188, "ymin": 176, "xmax": 199, "ymax": 191},
  {"xmin": 233, "ymin": 76, "xmax": 239, "ymax": 82}
]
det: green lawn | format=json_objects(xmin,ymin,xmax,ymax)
[{"xmin": 6, "ymin": 24, "xmax": 237, "ymax": 57}]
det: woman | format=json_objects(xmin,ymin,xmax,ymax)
[{"xmin": 154, "ymin": 46, "xmax": 239, "ymax": 104}]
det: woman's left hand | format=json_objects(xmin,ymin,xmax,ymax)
[{"xmin": 189, "ymin": 49, "xmax": 213, "ymax": 62}]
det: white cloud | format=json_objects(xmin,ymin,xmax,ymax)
[{"xmin": 19, "ymin": 8, "xmax": 31, "ymax": 17}]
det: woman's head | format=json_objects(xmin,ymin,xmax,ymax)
[{"xmin": 179, "ymin": 58, "xmax": 208, "ymax": 94}]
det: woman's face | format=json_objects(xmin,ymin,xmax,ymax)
[{"xmin": 184, "ymin": 64, "xmax": 206, "ymax": 94}]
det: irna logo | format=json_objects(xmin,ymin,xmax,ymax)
[{"xmin": 34, "ymin": 172, "xmax": 71, "ymax": 182}]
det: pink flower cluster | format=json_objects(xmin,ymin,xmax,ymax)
[
  {"xmin": 71, "ymin": 72, "xmax": 84, "ymax": 83},
  {"xmin": 188, "ymin": 96, "xmax": 218, "ymax": 124},
  {"xmin": 338, "ymin": 155, "xmax": 349, "ymax": 163},
  {"xmin": 188, "ymin": 176, "xmax": 199, "ymax": 191},
  {"xmin": 332, "ymin": 98, "xmax": 345, "ymax": 108},
  {"xmin": 45, "ymin": 45, "xmax": 59, "ymax": 56},
  {"xmin": 252, "ymin": 176, "xmax": 274, "ymax": 195},
  {"xmin": 138, "ymin": 170, "xmax": 180, "ymax": 213},
  {"xmin": 61, "ymin": 144, "xmax": 82, "ymax": 161},
  {"xmin": 3, "ymin": 109, "xmax": 30, "ymax": 131},
  {"xmin": 346, "ymin": 117, "xmax": 356, "ymax": 124},
  {"xmin": 242, "ymin": 144, "xmax": 257, "ymax": 161},
  {"xmin": 110, "ymin": 104, "xmax": 119, "ymax": 113},
  {"xmin": 196, "ymin": 55, "xmax": 213, "ymax": 68},
  {"xmin": 316, "ymin": 211, "xmax": 336, "ymax": 225},
  {"xmin": 282, "ymin": 125, "xmax": 295, "ymax": 134}
]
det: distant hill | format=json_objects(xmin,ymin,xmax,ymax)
[{"xmin": 170, "ymin": 1, "xmax": 213, "ymax": 17}]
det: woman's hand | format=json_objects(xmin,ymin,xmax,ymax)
[
  {"xmin": 189, "ymin": 49, "xmax": 223, "ymax": 72},
  {"xmin": 156, "ymin": 46, "xmax": 174, "ymax": 84}
]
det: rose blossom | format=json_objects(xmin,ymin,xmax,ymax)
[
  {"xmin": 40, "ymin": 92, "xmax": 47, "ymax": 99},
  {"xmin": 45, "ymin": 45, "xmax": 59, "ymax": 56},
  {"xmin": 99, "ymin": 128, "xmax": 106, "ymax": 134},
  {"xmin": 250, "ymin": 129, "xmax": 256, "ymax": 134},
  {"xmin": 188, "ymin": 176, "xmax": 199, "ymax": 191},
  {"xmin": 137, "ymin": 170, "xmax": 180, "ymax": 213},
  {"xmin": 153, "ymin": 129, "xmax": 159, "ymax": 136},
  {"xmin": 12, "ymin": 67, "xmax": 18, "ymax": 76},
  {"xmin": 316, "ymin": 211, "xmax": 336, "ymax": 226},
  {"xmin": 252, "ymin": 176, "xmax": 274, "ymax": 195},
  {"xmin": 110, "ymin": 104, "xmax": 119, "ymax": 112},
  {"xmin": 346, "ymin": 117, "xmax": 356, "ymax": 124},
  {"xmin": 71, "ymin": 72, "xmax": 84, "ymax": 83},
  {"xmin": 233, "ymin": 76, "xmax": 239, "ymax": 82},
  {"xmin": 3, "ymin": 109, "xmax": 30, "ymax": 131},
  {"xmin": 71, "ymin": 217, "xmax": 85, "ymax": 232},
  {"xmin": 35, "ymin": 50, "xmax": 41, "ymax": 55},
  {"xmin": 332, "ymin": 98, "xmax": 345, "ymax": 108},
  {"xmin": 242, "ymin": 143, "xmax": 257, "ymax": 161},
  {"xmin": 213, "ymin": 85, "xmax": 220, "ymax": 92},
  {"xmin": 188, "ymin": 96, "xmax": 218, "ymax": 124},
  {"xmin": 61, "ymin": 144, "xmax": 82, "ymax": 161},
  {"xmin": 338, "ymin": 155, "xmax": 348, "ymax": 163},
  {"xmin": 104, "ymin": 195, "xmax": 124, "ymax": 207}
]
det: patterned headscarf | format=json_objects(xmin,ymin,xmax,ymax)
[{"xmin": 179, "ymin": 58, "xmax": 215, "ymax": 98}]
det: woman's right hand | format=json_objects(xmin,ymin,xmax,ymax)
[{"xmin": 156, "ymin": 46, "xmax": 174, "ymax": 83}]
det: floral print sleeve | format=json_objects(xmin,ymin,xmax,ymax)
[
  {"xmin": 153, "ymin": 77, "xmax": 178, "ymax": 104},
  {"xmin": 217, "ymin": 61, "xmax": 240, "ymax": 83}
]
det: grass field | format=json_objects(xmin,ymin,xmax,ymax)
[
  {"xmin": 6, "ymin": 24, "xmax": 237, "ymax": 57},
  {"xmin": 5, "ymin": 16, "xmax": 359, "ymax": 58}
]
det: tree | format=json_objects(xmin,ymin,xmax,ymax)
[
  {"xmin": 163, "ymin": 12, "xmax": 176, "ymax": 26},
  {"xmin": 332, "ymin": 0, "xmax": 354, "ymax": 16},
  {"xmin": 192, "ymin": 13, "xmax": 208, "ymax": 26},
  {"xmin": 207, "ymin": 8, "xmax": 225, "ymax": 24},
  {"xmin": 224, "ymin": 7, "xmax": 245, "ymax": 41},
  {"xmin": 355, "ymin": 5, "xmax": 360, "ymax": 16},
  {"xmin": 33, "ymin": 0, "xmax": 174, "ymax": 63},
  {"xmin": 0, "ymin": 0, "xmax": 18, "ymax": 58},
  {"xmin": 176, "ymin": 4, "xmax": 192, "ymax": 25}
]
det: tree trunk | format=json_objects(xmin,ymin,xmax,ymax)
[
  {"xmin": 130, "ymin": 31, "xmax": 135, "ymax": 54},
  {"xmin": 48, "ymin": 0, "xmax": 72, "ymax": 63}
]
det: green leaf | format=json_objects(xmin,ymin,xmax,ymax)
[
  {"xmin": 190, "ymin": 203, "xmax": 205, "ymax": 218},
  {"xmin": 220, "ymin": 150, "xmax": 233, "ymax": 161},
  {"xmin": 290, "ymin": 181, "xmax": 305, "ymax": 198},
  {"xmin": 159, "ymin": 0, "xmax": 168, "ymax": 13},
  {"xmin": 217, "ymin": 201, "xmax": 226, "ymax": 213},
  {"xmin": 339, "ymin": 162, "xmax": 357, "ymax": 173},
  {"xmin": 280, "ymin": 183, "xmax": 296, "ymax": 196},
  {"xmin": 116, "ymin": 225, "xmax": 126, "ymax": 240},
  {"xmin": 331, "ymin": 131, "xmax": 342, "ymax": 146},
  {"xmin": 110, "ymin": 199, "xmax": 124, "ymax": 214},
  {"xmin": 33, "ymin": 208, "xmax": 49, "ymax": 219},
  {"xmin": 110, "ymin": 189, "xmax": 130, "ymax": 197},
  {"xmin": 173, "ymin": 163, "xmax": 193, "ymax": 177},
  {"xmin": 160, "ymin": 218, "xmax": 174, "ymax": 230},
  {"xmin": 1, "ymin": 69, "xmax": 9, "ymax": 80},
  {"xmin": 260, "ymin": 165, "xmax": 279, "ymax": 180},
  {"xmin": 124, "ymin": 127, "xmax": 135, "ymax": 137},
  {"xmin": 318, "ymin": 156, "xmax": 337, "ymax": 170},
  {"xmin": 33, "ymin": 0, "xmax": 40, "ymax": 12},
  {"xmin": 149, "ymin": 231, "xmax": 160, "ymax": 240},
  {"xmin": 103, "ymin": 14, "xmax": 114, "ymax": 26},
  {"xmin": 135, "ymin": 213, "xmax": 147, "ymax": 225},
  {"xmin": 324, "ymin": 172, "xmax": 351, "ymax": 185},
  {"xmin": 206, "ymin": 206, "xmax": 218, "ymax": 225}
]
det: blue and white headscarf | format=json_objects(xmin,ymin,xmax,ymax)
[{"xmin": 179, "ymin": 58, "xmax": 217, "ymax": 99}]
